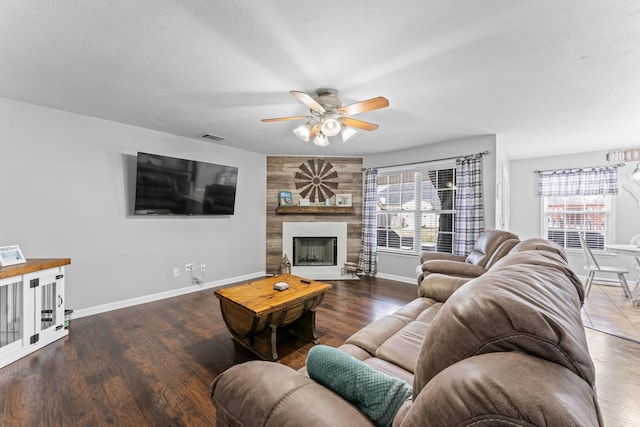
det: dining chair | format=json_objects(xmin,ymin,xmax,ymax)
[
  {"xmin": 578, "ymin": 232, "xmax": 632, "ymax": 298},
  {"xmin": 630, "ymin": 233, "xmax": 640, "ymax": 290}
]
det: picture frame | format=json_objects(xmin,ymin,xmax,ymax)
[
  {"xmin": 278, "ymin": 191, "xmax": 294, "ymax": 206},
  {"xmin": 336, "ymin": 194, "xmax": 352, "ymax": 207},
  {"xmin": 0, "ymin": 245, "xmax": 26, "ymax": 267}
]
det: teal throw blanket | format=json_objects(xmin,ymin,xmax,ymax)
[{"xmin": 306, "ymin": 345, "xmax": 412, "ymax": 427}]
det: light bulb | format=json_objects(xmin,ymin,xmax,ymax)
[{"xmin": 321, "ymin": 118, "xmax": 341, "ymax": 137}]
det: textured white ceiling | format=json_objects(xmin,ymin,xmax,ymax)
[{"xmin": 1, "ymin": 0, "xmax": 639, "ymax": 158}]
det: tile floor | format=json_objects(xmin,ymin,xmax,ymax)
[{"xmin": 582, "ymin": 281, "xmax": 640, "ymax": 342}]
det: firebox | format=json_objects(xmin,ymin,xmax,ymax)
[{"xmin": 292, "ymin": 237, "xmax": 337, "ymax": 266}]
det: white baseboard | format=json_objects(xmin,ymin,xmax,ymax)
[
  {"xmin": 374, "ymin": 272, "xmax": 416, "ymax": 285},
  {"xmin": 73, "ymin": 271, "xmax": 266, "ymax": 319}
]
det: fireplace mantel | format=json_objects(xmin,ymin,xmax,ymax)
[{"xmin": 275, "ymin": 206, "xmax": 355, "ymax": 215}]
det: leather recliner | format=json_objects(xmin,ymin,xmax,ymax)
[{"xmin": 416, "ymin": 229, "xmax": 519, "ymax": 285}]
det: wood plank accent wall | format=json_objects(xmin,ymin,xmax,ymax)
[{"xmin": 266, "ymin": 156, "xmax": 363, "ymax": 274}]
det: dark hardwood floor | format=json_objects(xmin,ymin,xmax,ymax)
[{"xmin": 0, "ymin": 276, "xmax": 638, "ymax": 426}]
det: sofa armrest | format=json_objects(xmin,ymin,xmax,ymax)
[
  {"xmin": 419, "ymin": 252, "xmax": 465, "ymax": 264},
  {"xmin": 210, "ymin": 361, "xmax": 375, "ymax": 427},
  {"xmin": 418, "ymin": 274, "xmax": 472, "ymax": 301},
  {"xmin": 421, "ymin": 260, "xmax": 487, "ymax": 278}
]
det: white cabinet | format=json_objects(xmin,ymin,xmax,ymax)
[{"xmin": 0, "ymin": 259, "xmax": 70, "ymax": 368}]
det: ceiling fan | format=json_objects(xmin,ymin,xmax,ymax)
[{"xmin": 261, "ymin": 88, "xmax": 389, "ymax": 146}]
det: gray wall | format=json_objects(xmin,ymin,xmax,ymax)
[
  {"xmin": 0, "ymin": 97, "xmax": 266, "ymax": 313},
  {"xmin": 510, "ymin": 150, "xmax": 640, "ymax": 276},
  {"xmin": 8, "ymin": 93, "xmax": 632, "ymax": 310},
  {"xmin": 363, "ymin": 135, "xmax": 498, "ymax": 282}
]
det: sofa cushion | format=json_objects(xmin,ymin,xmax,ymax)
[
  {"xmin": 391, "ymin": 298, "xmax": 438, "ymax": 319},
  {"xmin": 362, "ymin": 357, "xmax": 414, "ymax": 385},
  {"xmin": 346, "ymin": 316, "xmax": 411, "ymax": 355},
  {"xmin": 345, "ymin": 298, "xmax": 437, "ymax": 355},
  {"xmin": 332, "ymin": 344, "xmax": 414, "ymax": 384},
  {"xmin": 413, "ymin": 250, "xmax": 595, "ymax": 395},
  {"xmin": 376, "ymin": 321, "xmax": 430, "ymax": 373},
  {"xmin": 398, "ymin": 352, "xmax": 601, "ymax": 427},
  {"xmin": 307, "ymin": 345, "xmax": 412, "ymax": 427}
]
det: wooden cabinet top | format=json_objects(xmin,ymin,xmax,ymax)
[{"xmin": 0, "ymin": 258, "xmax": 71, "ymax": 280}]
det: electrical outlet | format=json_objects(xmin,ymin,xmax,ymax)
[
  {"xmin": 185, "ymin": 263, "xmax": 195, "ymax": 272},
  {"xmin": 173, "ymin": 268, "xmax": 180, "ymax": 277},
  {"xmin": 200, "ymin": 264, "xmax": 206, "ymax": 274}
]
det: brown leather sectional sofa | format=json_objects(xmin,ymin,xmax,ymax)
[{"xmin": 210, "ymin": 238, "xmax": 602, "ymax": 426}]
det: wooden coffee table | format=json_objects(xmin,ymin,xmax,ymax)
[{"xmin": 214, "ymin": 274, "xmax": 332, "ymax": 361}]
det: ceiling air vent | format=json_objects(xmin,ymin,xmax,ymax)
[{"xmin": 200, "ymin": 133, "xmax": 225, "ymax": 142}]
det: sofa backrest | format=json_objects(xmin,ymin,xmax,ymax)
[
  {"xmin": 464, "ymin": 229, "xmax": 519, "ymax": 267},
  {"xmin": 509, "ymin": 237, "xmax": 568, "ymax": 261},
  {"xmin": 396, "ymin": 351, "xmax": 602, "ymax": 426},
  {"xmin": 483, "ymin": 238, "xmax": 520, "ymax": 269},
  {"xmin": 413, "ymin": 249, "xmax": 595, "ymax": 395},
  {"xmin": 493, "ymin": 237, "xmax": 584, "ymax": 305}
]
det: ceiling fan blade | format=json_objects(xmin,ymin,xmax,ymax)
[
  {"xmin": 261, "ymin": 116, "xmax": 308, "ymax": 122},
  {"xmin": 342, "ymin": 117, "xmax": 379, "ymax": 131},
  {"xmin": 336, "ymin": 96, "xmax": 389, "ymax": 116},
  {"xmin": 290, "ymin": 91, "xmax": 326, "ymax": 113}
]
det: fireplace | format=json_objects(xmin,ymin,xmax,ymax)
[
  {"xmin": 283, "ymin": 222, "xmax": 353, "ymax": 280},
  {"xmin": 293, "ymin": 237, "xmax": 337, "ymax": 266}
]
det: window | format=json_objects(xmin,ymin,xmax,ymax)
[
  {"xmin": 542, "ymin": 195, "xmax": 612, "ymax": 250},
  {"xmin": 537, "ymin": 164, "xmax": 618, "ymax": 252},
  {"xmin": 376, "ymin": 165, "xmax": 456, "ymax": 254}
]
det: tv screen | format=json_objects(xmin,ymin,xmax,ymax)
[{"xmin": 134, "ymin": 152, "xmax": 238, "ymax": 215}]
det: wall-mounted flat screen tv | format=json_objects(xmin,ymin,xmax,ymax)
[{"xmin": 134, "ymin": 152, "xmax": 238, "ymax": 215}]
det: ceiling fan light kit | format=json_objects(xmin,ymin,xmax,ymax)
[
  {"xmin": 632, "ymin": 162, "xmax": 640, "ymax": 182},
  {"xmin": 320, "ymin": 117, "xmax": 341, "ymax": 136},
  {"xmin": 262, "ymin": 88, "xmax": 389, "ymax": 146},
  {"xmin": 341, "ymin": 126, "xmax": 358, "ymax": 143},
  {"xmin": 313, "ymin": 132, "xmax": 329, "ymax": 147},
  {"xmin": 293, "ymin": 123, "xmax": 311, "ymax": 141}
]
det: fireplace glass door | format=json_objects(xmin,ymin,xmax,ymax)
[{"xmin": 293, "ymin": 237, "xmax": 337, "ymax": 266}]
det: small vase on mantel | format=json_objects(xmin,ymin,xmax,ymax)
[{"xmin": 280, "ymin": 255, "xmax": 291, "ymax": 275}]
